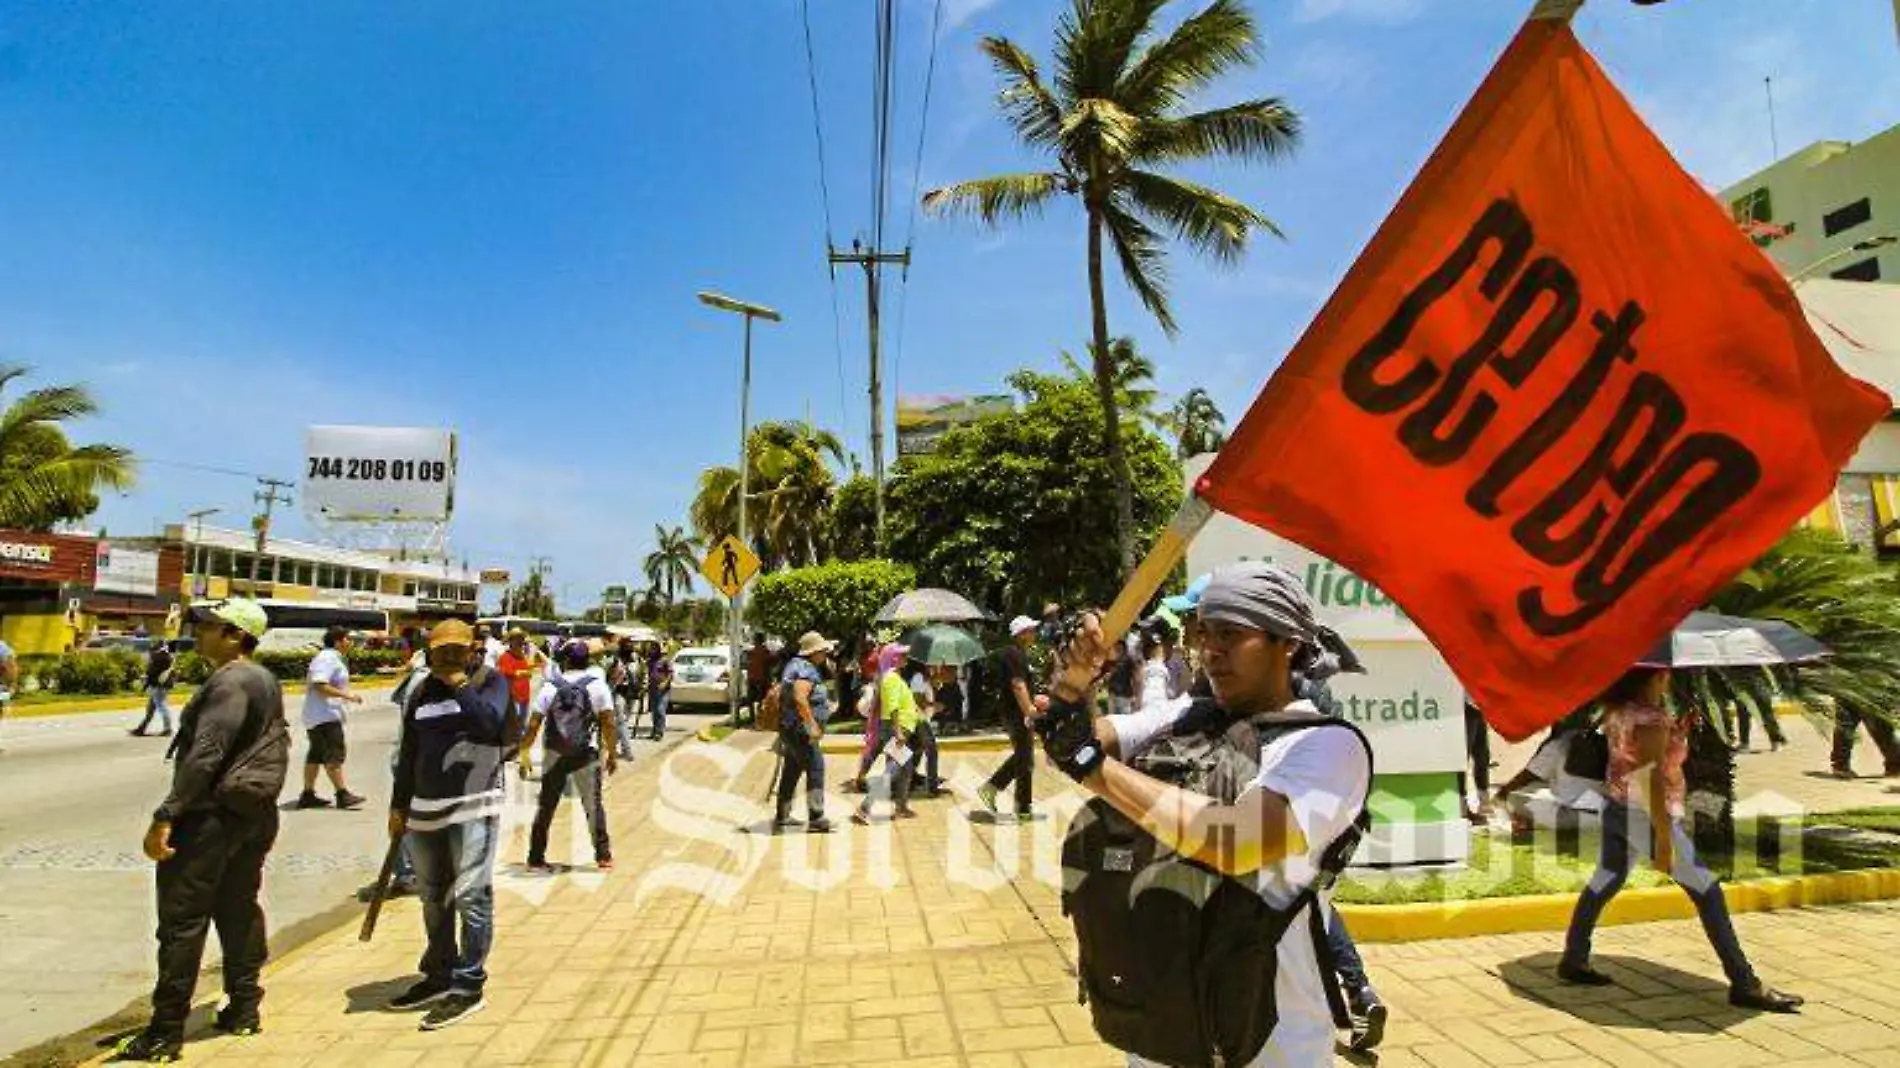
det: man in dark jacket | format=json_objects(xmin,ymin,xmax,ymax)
[
  {"xmin": 118, "ymin": 598, "xmax": 289, "ymax": 1063},
  {"xmin": 385, "ymin": 619, "xmax": 510, "ymax": 1031}
]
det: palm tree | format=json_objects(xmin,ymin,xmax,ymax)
[
  {"xmin": 689, "ymin": 421, "xmax": 845, "ymax": 569},
  {"xmin": 0, "ymin": 367, "xmax": 136, "ymax": 529},
  {"xmin": 643, "ymin": 525, "xmax": 701, "ymax": 605},
  {"xmin": 924, "ymin": 0, "xmax": 1297, "ymax": 574},
  {"xmin": 1168, "ymin": 387, "xmax": 1227, "ymax": 458},
  {"xmin": 1062, "ymin": 337, "xmax": 1167, "ymax": 433}
]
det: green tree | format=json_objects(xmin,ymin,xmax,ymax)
[
  {"xmin": 887, "ymin": 367, "xmax": 1182, "ymax": 615},
  {"xmin": 643, "ymin": 524, "xmax": 701, "ymax": 605},
  {"xmin": 925, "ymin": 0, "xmax": 1296, "ymax": 575},
  {"xmin": 690, "ymin": 421, "xmax": 845, "ymax": 569},
  {"xmin": 749, "ymin": 560, "xmax": 916, "ymax": 650},
  {"xmin": 500, "ymin": 570, "xmax": 556, "ymax": 619},
  {"xmin": 827, "ymin": 475, "xmax": 880, "ymax": 563},
  {"xmin": 1061, "ymin": 337, "xmax": 1167, "ymax": 433},
  {"xmin": 1167, "ymin": 387, "xmax": 1227, "ymax": 458},
  {"xmin": 0, "ymin": 367, "xmax": 136, "ymax": 529}
]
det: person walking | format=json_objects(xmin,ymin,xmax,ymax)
[
  {"xmin": 645, "ymin": 641, "xmax": 673, "ymax": 741},
  {"xmin": 744, "ymin": 634, "xmax": 772, "ymax": 726},
  {"xmin": 912, "ymin": 662, "xmax": 948, "ymax": 797},
  {"xmin": 1829, "ymin": 704, "xmax": 1900, "ymax": 779},
  {"xmin": 295, "ymin": 627, "xmax": 366, "ymax": 811},
  {"xmin": 1458, "ymin": 700, "xmax": 1494, "ymax": 824},
  {"xmin": 846, "ymin": 639, "xmax": 890, "ymax": 794},
  {"xmin": 854, "ymin": 643, "xmax": 922, "ymax": 824},
  {"xmin": 386, "ymin": 619, "xmax": 510, "ymax": 1031},
  {"xmin": 131, "ymin": 640, "xmax": 178, "ymax": 737},
  {"xmin": 977, "ymin": 617, "xmax": 1041, "ymax": 820},
  {"xmin": 772, "ymin": 632, "xmax": 837, "ymax": 834},
  {"xmin": 115, "ymin": 599, "xmax": 289, "ymax": 1062},
  {"xmin": 1558, "ymin": 667, "xmax": 1802, "ymax": 1012},
  {"xmin": 519, "ymin": 641, "xmax": 617, "ymax": 873},
  {"xmin": 1133, "ymin": 621, "xmax": 1174, "ymax": 711},
  {"xmin": 605, "ymin": 638, "xmax": 641, "ymax": 760}
]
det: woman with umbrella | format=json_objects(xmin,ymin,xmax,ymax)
[{"xmin": 853, "ymin": 642, "xmax": 923, "ymax": 825}]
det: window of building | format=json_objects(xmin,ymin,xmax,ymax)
[
  {"xmin": 1832, "ymin": 257, "xmax": 1882, "ymax": 282},
  {"xmin": 233, "ymin": 554, "xmax": 254, "ymax": 581},
  {"xmin": 207, "ymin": 550, "xmax": 231, "ymax": 579},
  {"xmin": 1823, "ymin": 197, "xmax": 1872, "ymax": 238},
  {"xmin": 404, "ymin": 581, "xmax": 418, "ymax": 597}
]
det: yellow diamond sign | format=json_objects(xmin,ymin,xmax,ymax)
[{"xmin": 700, "ymin": 534, "xmax": 761, "ymax": 600}]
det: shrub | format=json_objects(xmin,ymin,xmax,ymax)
[
  {"xmin": 749, "ymin": 560, "xmax": 916, "ymax": 650},
  {"xmin": 19, "ymin": 654, "xmax": 61, "ymax": 693},
  {"xmin": 53, "ymin": 650, "xmax": 143, "ymax": 694},
  {"xmin": 346, "ymin": 647, "xmax": 406, "ymax": 675},
  {"xmin": 253, "ymin": 650, "xmax": 315, "ymax": 682},
  {"xmin": 173, "ymin": 652, "xmax": 213, "ymax": 686}
]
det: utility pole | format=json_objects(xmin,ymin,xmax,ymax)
[
  {"xmin": 249, "ymin": 478, "xmax": 293, "ymax": 594},
  {"xmin": 528, "ymin": 556, "xmax": 553, "ymax": 618},
  {"xmin": 829, "ymin": 240, "xmax": 910, "ymax": 553}
]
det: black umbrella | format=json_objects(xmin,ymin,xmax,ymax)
[{"xmin": 1637, "ymin": 611, "xmax": 1830, "ymax": 669}]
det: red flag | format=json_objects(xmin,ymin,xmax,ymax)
[{"xmin": 1197, "ymin": 19, "xmax": 1888, "ymax": 741}]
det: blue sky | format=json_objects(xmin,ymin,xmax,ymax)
[{"xmin": 6, "ymin": 0, "xmax": 1896, "ymax": 609}]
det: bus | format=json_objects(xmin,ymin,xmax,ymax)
[
  {"xmin": 251, "ymin": 601, "xmax": 392, "ymax": 653},
  {"xmin": 477, "ymin": 616, "xmax": 561, "ymax": 640}
]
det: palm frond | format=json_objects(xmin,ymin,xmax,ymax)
[
  {"xmin": 1123, "ymin": 169, "xmax": 1276, "ymax": 263},
  {"xmin": 1100, "ymin": 198, "xmax": 1177, "ymax": 335},
  {"xmin": 923, "ymin": 172, "xmax": 1067, "ymax": 226},
  {"xmin": 982, "ymin": 36, "xmax": 1066, "ymax": 149},
  {"xmin": 1137, "ymin": 97, "xmax": 1301, "ymax": 165},
  {"xmin": 0, "ymin": 386, "xmax": 102, "ymax": 451},
  {"xmin": 1059, "ymin": 97, "xmax": 1144, "ymax": 167},
  {"xmin": 1055, "ymin": 0, "xmax": 1170, "ymax": 103},
  {"xmin": 1117, "ymin": 0, "xmax": 1257, "ymax": 115}
]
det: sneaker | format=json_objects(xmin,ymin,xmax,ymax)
[
  {"xmin": 419, "ymin": 991, "xmax": 486, "ymax": 1031},
  {"xmin": 596, "ymin": 858, "xmax": 614, "ymax": 872},
  {"xmin": 388, "ymin": 878, "xmax": 418, "ymax": 898},
  {"xmin": 851, "ymin": 811, "xmax": 872, "ymax": 826},
  {"xmin": 1557, "ymin": 961, "xmax": 1615, "ymax": 987},
  {"xmin": 894, "ymin": 807, "xmax": 919, "ymax": 819},
  {"xmin": 112, "ymin": 1030, "xmax": 182, "ymax": 1062},
  {"xmin": 214, "ymin": 1005, "xmax": 261, "ymax": 1036},
  {"xmin": 388, "ymin": 978, "xmax": 453, "ymax": 1011},
  {"xmin": 1830, "ymin": 767, "xmax": 1859, "ymax": 780},
  {"xmin": 294, "ymin": 791, "xmax": 331, "ymax": 809},
  {"xmin": 771, "ymin": 816, "xmax": 804, "ymax": 834},
  {"xmin": 976, "ymin": 783, "xmax": 999, "ymax": 814},
  {"xmin": 525, "ymin": 861, "xmax": 556, "ymax": 876},
  {"xmin": 129, "ymin": 729, "xmax": 147, "ymax": 737},
  {"xmin": 334, "ymin": 791, "xmax": 367, "ymax": 811},
  {"xmin": 807, "ymin": 816, "xmax": 834, "ymax": 834}
]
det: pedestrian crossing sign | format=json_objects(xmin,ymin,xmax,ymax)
[{"xmin": 700, "ymin": 535, "xmax": 761, "ymax": 600}]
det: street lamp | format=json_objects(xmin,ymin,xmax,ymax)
[
  {"xmin": 1789, "ymin": 235, "xmax": 1898, "ymax": 283},
  {"xmin": 185, "ymin": 508, "xmax": 220, "ymax": 600},
  {"xmin": 697, "ymin": 290, "xmax": 782, "ymax": 723}
]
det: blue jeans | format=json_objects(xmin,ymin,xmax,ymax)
[
  {"xmin": 1563, "ymin": 801, "xmax": 1756, "ymax": 988},
  {"xmin": 136, "ymin": 686, "xmax": 174, "ymax": 734},
  {"xmin": 1328, "ymin": 909, "xmax": 1377, "ymax": 1005},
  {"xmin": 774, "ymin": 725, "xmax": 827, "ymax": 821},
  {"xmin": 649, "ymin": 691, "xmax": 670, "ymax": 737},
  {"xmin": 612, "ymin": 694, "xmax": 638, "ymax": 757},
  {"xmin": 408, "ymin": 817, "xmax": 499, "ymax": 995}
]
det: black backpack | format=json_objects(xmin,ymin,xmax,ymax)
[
  {"xmin": 1060, "ymin": 701, "xmax": 1373, "ymax": 1068},
  {"xmin": 542, "ymin": 674, "xmax": 597, "ymax": 757}
]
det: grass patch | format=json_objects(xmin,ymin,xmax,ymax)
[{"xmin": 1336, "ymin": 812, "xmax": 1900, "ymax": 906}]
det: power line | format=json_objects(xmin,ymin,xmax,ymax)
[
  {"xmin": 799, "ymin": 0, "xmax": 855, "ymax": 445},
  {"xmin": 893, "ymin": 0, "xmax": 947, "ymax": 407},
  {"xmin": 141, "ymin": 457, "xmax": 281, "ymax": 482}
]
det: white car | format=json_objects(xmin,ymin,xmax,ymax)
[{"xmin": 668, "ymin": 647, "xmax": 734, "ymax": 709}]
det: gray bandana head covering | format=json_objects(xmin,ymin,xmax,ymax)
[{"xmin": 1197, "ymin": 561, "xmax": 1366, "ymax": 682}]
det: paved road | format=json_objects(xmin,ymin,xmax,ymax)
[{"xmin": 0, "ymin": 691, "xmax": 722, "ymax": 1061}]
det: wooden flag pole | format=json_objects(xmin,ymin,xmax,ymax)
[{"xmin": 1097, "ymin": 495, "xmax": 1215, "ymax": 648}]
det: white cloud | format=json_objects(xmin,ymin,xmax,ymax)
[
  {"xmin": 1293, "ymin": 0, "xmax": 1428, "ymax": 26},
  {"xmin": 941, "ymin": 0, "xmax": 1004, "ymax": 33}
]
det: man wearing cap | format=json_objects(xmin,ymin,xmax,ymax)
[
  {"xmin": 1036, "ymin": 563, "xmax": 1375, "ymax": 1066},
  {"xmin": 518, "ymin": 640, "xmax": 618, "ymax": 873},
  {"xmin": 119, "ymin": 599, "xmax": 290, "ymax": 1062},
  {"xmin": 386, "ymin": 619, "xmax": 511, "ymax": 1032},
  {"xmin": 772, "ymin": 632, "xmax": 838, "ymax": 834},
  {"xmin": 977, "ymin": 616, "xmax": 1042, "ymax": 819}
]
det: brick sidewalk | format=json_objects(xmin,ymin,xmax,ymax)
[{"xmin": 120, "ymin": 732, "xmax": 1900, "ymax": 1067}]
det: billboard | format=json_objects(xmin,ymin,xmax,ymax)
[
  {"xmin": 304, "ymin": 426, "xmax": 457, "ymax": 523},
  {"xmin": 94, "ymin": 542, "xmax": 161, "ymax": 597},
  {"xmin": 896, "ymin": 395, "xmax": 1012, "ymax": 457}
]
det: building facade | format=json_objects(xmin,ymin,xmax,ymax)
[{"xmin": 1719, "ymin": 125, "xmax": 1900, "ymax": 283}]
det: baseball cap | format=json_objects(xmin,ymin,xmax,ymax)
[
  {"xmin": 561, "ymin": 641, "xmax": 592, "ymax": 668},
  {"xmin": 188, "ymin": 598, "xmax": 269, "ymax": 639},
  {"xmin": 1008, "ymin": 615, "xmax": 1038, "ymax": 638},
  {"xmin": 428, "ymin": 619, "xmax": 476, "ymax": 649}
]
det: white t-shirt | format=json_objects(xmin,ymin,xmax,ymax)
[
  {"xmin": 531, "ymin": 669, "xmax": 615, "ymax": 719},
  {"xmin": 303, "ymin": 648, "xmax": 349, "ymax": 729},
  {"xmin": 1522, "ymin": 732, "xmax": 1606, "ymax": 812},
  {"xmin": 1137, "ymin": 659, "xmax": 1172, "ymax": 710},
  {"xmin": 909, "ymin": 672, "xmax": 934, "ymax": 715},
  {"xmin": 1111, "ymin": 696, "xmax": 1372, "ymax": 1068}
]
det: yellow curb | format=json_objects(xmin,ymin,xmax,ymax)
[
  {"xmin": 1339, "ymin": 867, "xmax": 1900, "ymax": 943},
  {"xmin": 14, "ymin": 681, "xmax": 398, "ymax": 720}
]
